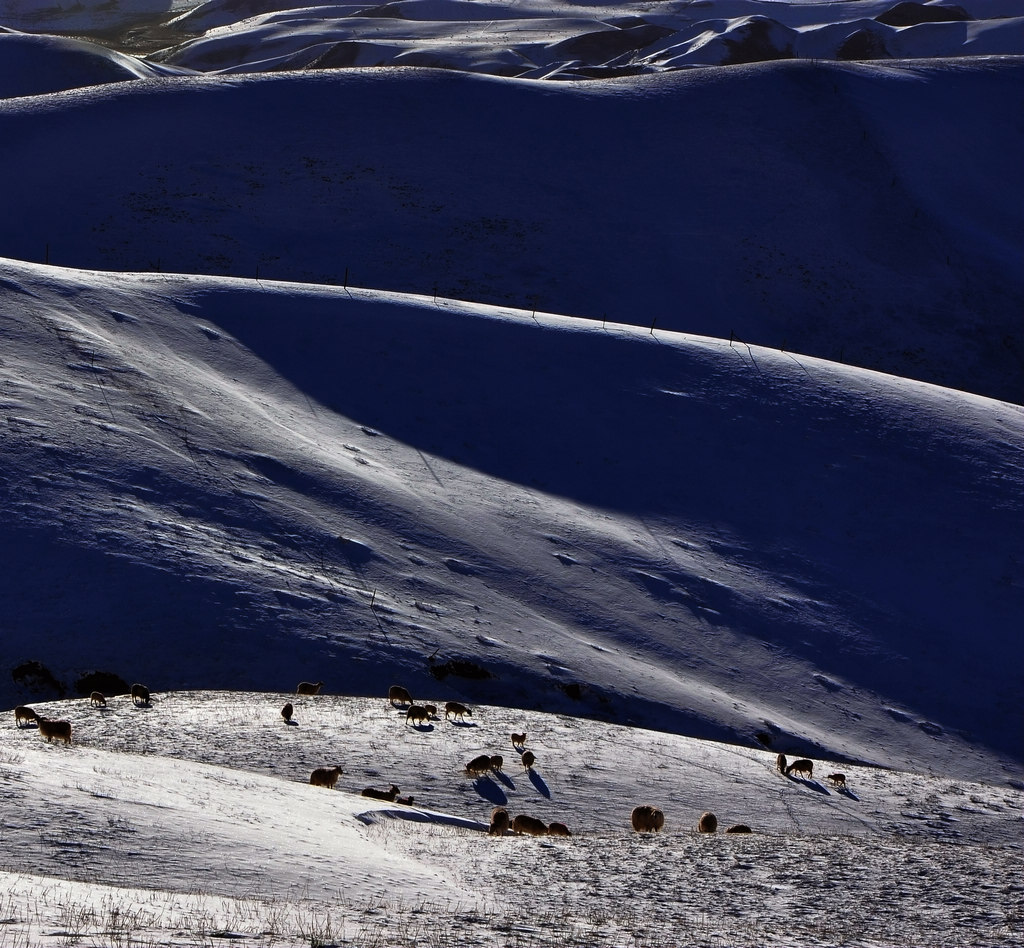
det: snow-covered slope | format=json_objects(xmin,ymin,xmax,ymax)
[
  {"xmin": 2, "ymin": 258, "xmax": 1021, "ymax": 785},
  {"xmin": 1, "ymin": 60, "xmax": 1022, "ymax": 401},
  {"xmin": 2, "ymin": 691, "xmax": 1021, "ymax": 946}
]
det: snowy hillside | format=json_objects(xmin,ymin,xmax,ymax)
[
  {"xmin": 2, "ymin": 258, "xmax": 1022, "ymax": 787},
  {"xmin": 2, "ymin": 691, "xmax": 1021, "ymax": 946},
  {"xmin": 1, "ymin": 58, "xmax": 1022, "ymax": 401},
  {"xmin": 1, "ymin": 0, "xmax": 1022, "ymax": 942}
]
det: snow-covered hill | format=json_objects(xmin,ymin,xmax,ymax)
[
  {"xmin": 1, "ymin": 59, "xmax": 1022, "ymax": 401},
  {"xmin": 2, "ymin": 257, "xmax": 1021, "ymax": 786},
  {"xmin": 2, "ymin": 690, "xmax": 1021, "ymax": 946}
]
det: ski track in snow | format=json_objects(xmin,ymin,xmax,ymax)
[{"xmin": 1, "ymin": 691, "xmax": 1021, "ymax": 946}]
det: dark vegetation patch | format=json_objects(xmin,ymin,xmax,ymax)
[
  {"xmin": 11, "ymin": 660, "xmax": 66, "ymax": 697},
  {"xmin": 75, "ymin": 670, "xmax": 130, "ymax": 697},
  {"xmin": 429, "ymin": 659, "xmax": 491, "ymax": 681}
]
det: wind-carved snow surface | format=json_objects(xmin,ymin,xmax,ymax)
[{"xmin": 1, "ymin": 691, "xmax": 1021, "ymax": 946}]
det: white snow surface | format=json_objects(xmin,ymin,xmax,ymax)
[{"xmin": 1, "ymin": 690, "xmax": 1021, "ymax": 946}]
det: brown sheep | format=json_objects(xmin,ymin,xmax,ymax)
[
  {"xmin": 296, "ymin": 681, "xmax": 324, "ymax": 696},
  {"xmin": 511, "ymin": 732, "xmax": 527, "ymax": 749},
  {"xmin": 38, "ymin": 718, "xmax": 72, "ymax": 744},
  {"xmin": 445, "ymin": 701, "xmax": 471, "ymax": 722},
  {"xmin": 489, "ymin": 754, "xmax": 504, "ymax": 771},
  {"xmin": 423, "ymin": 704, "xmax": 438, "ymax": 718},
  {"xmin": 90, "ymin": 692, "xmax": 106, "ymax": 708},
  {"xmin": 309, "ymin": 765, "xmax": 343, "ymax": 788},
  {"xmin": 131, "ymin": 683, "xmax": 151, "ymax": 706},
  {"xmin": 281, "ymin": 702, "xmax": 294, "ymax": 722},
  {"xmin": 388, "ymin": 685, "xmax": 413, "ymax": 707},
  {"xmin": 698, "ymin": 812, "xmax": 718, "ymax": 833},
  {"xmin": 520, "ymin": 750, "xmax": 536, "ymax": 770},
  {"xmin": 512, "ymin": 814, "xmax": 548, "ymax": 836},
  {"xmin": 786, "ymin": 758, "xmax": 814, "ymax": 778},
  {"xmin": 631, "ymin": 805, "xmax": 665, "ymax": 833},
  {"xmin": 776, "ymin": 753, "xmax": 788, "ymax": 774},
  {"xmin": 14, "ymin": 706, "xmax": 39, "ymax": 727},
  {"xmin": 489, "ymin": 807, "xmax": 510, "ymax": 836},
  {"xmin": 406, "ymin": 705, "xmax": 432, "ymax": 726},
  {"xmin": 361, "ymin": 784, "xmax": 400, "ymax": 801},
  {"xmin": 548, "ymin": 822, "xmax": 572, "ymax": 837},
  {"xmin": 396, "ymin": 795, "xmax": 415, "ymax": 806},
  {"xmin": 827, "ymin": 772, "xmax": 847, "ymax": 788},
  {"xmin": 726, "ymin": 824, "xmax": 753, "ymax": 834},
  {"xmin": 465, "ymin": 754, "xmax": 494, "ymax": 776}
]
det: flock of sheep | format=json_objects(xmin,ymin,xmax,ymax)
[
  {"xmin": 13, "ymin": 683, "xmax": 151, "ymax": 745},
  {"xmin": 300, "ymin": 683, "xmax": 810, "ymax": 838},
  {"xmin": 10, "ymin": 681, "xmax": 849, "ymax": 837}
]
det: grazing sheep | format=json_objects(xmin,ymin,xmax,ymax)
[
  {"xmin": 131, "ymin": 683, "xmax": 151, "ymax": 706},
  {"xmin": 361, "ymin": 784, "xmax": 401, "ymax": 801},
  {"xmin": 281, "ymin": 702, "xmax": 294, "ymax": 722},
  {"xmin": 90, "ymin": 691, "xmax": 106, "ymax": 708},
  {"xmin": 489, "ymin": 754, "xmax": 504, "ymax": 771},
  {"xmin": 465, "ymin": 754, "xmax": 494, "ymax": 777},
  {"xmin": 309, "ymin": 765, "xmax": 343, "ymax": 788},
  {"xmin": 445, "ymin": 701, "xmax": 471, "ymax": 722},
  {"xmin": 396, "ymin": 795, "xmax": 415, "ymax": 806},
  {"xmin": 726, "ymin": 824, "xmax": 753, "ymax": 834},
  {"xmin": 512, "ymin": 814, "xmax": 549, "ymax": 836},
  {"xmin": 520, "ymin": 750, "xmax": 536, "ymax": 770},
  {"xmin": 827, "ymin": 772, "xmax": 847, "ymax": 788},
  {"xmin": 631, "ymin": 805, "xmax": 665, "ymax": 833},
  {"xmin": 786, "ymin": 758, "xmax": 814, "ymax": 778},
  {"xmin": 296, "ymin": 681, "xmax": 324, "ymax": 696},
  {"xmin": 406, "ymin": 705, "xmax": 432, "ymax": 726},
  {"xmin": 423, "ymin": 704, "xmax": 438, "ymax": 718},
  {"xmin": 511, "ymin": 732, "xmax": 527, "ymax": 749},
  {"xmin": 697, "ymin": 812, "xmax": 718, "ymax": 833},
  {"xmin": 14, "ymin": 706, "xmax": 39, "ymax": 727},
  {"xmin": 38, "ymin": 718, "xmax": 72, "ymax": 744},
  {"xmin": 489, "ymin": 807, "xmax": 510, "ymax": 836},
  {"xmin": 548, "ymin": 822, "xmax": 572, "ymax": 837},
  {"xmin": 388, "ymin": 685, "xmax": 413, "ymax": 707},
  {"xmin": 776, "ymin": 753, "xmax": 788, "ymax": 774}
]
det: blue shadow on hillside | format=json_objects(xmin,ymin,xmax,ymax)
[{"xmin": 495, "ymin": 770, "xmax": 515, "ymax": 790}]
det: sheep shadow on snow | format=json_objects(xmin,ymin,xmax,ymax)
[
  {"xmin": 494, "ymin": 770, "xmax": 516, "ymax": 790},
  {"xmin": 448, "ymin": 719, "xmax": 477, "ymax": 728},
  {"xmin": 787, "ymin": 774, "xmax": 829, "ymax": 795},
  {"xmin": 529, "ymin": 768, "xmax": 551, "ymax": 798},
  {"xmin": 472, "ymin": 776, "xmax": 508, "ymax": 806}
]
